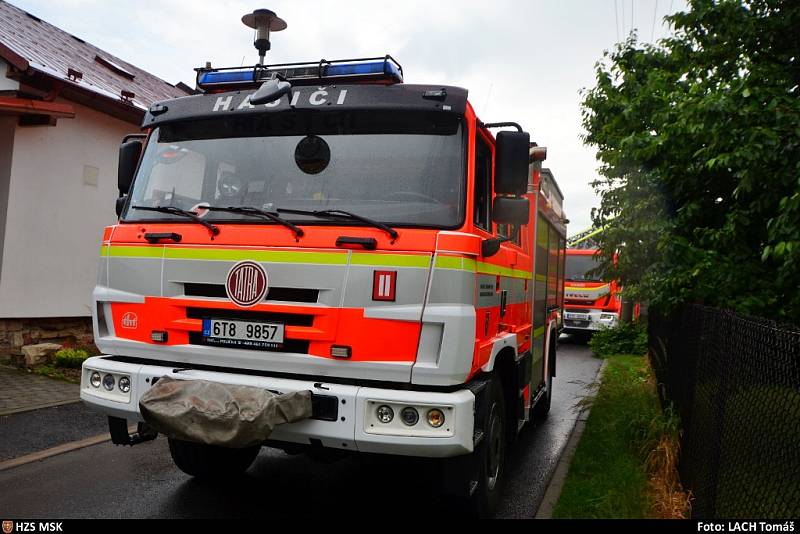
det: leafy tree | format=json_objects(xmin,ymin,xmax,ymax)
[{"xmin": 582, "ymin": 0, "xmax": 800, "ymax": 321}]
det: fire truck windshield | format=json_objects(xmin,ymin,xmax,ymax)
[
  {"xmin": 565, "ymin": 254, "xmax": 604, "ymax": 282},
  {"xmin": 123, "ymin": 111, "xmax": 465, "ymax": 229}
]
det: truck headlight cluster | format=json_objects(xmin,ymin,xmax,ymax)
[
  {"xmin": 371, "ymin": 402, "xmax": 448, "ymax": 432},
  {"xmin": 86, "ymin": 369, "xmax": 131, "ymax": 397}
]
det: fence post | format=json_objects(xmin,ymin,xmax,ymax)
[{"xmin": 620, "ymin": 299, "xmax": 634, "ymax": 323}]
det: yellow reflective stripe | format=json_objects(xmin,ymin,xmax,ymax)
[
  {"xmin": 434, "ymin": 255, "xmax": 531, "ymax": 279},
  {"xmin": 535, "ymin": 274, "xmax": 547, "ymax": 283},
  {"xmin": 104, "ymin": 246, "xmax": 435, "ymax": 267},
  {"xmin": 533, "ymin": 326, "xmax": 546, "ymax": 339},
  {"xmin": 105, "ymin": 246, "xmax": 163, "ymax": 258},
  {"xmin": 350, "ymin": 253, "xmax": 430, "ymax": 268},
  {"xmin": 564, "ymin": 284, "xmax": 609, "ymax": 292},
  {"xmin": 475, "ymin": 262, "xmax": 532, "ymax": 280},
  {"xmin": 434, "ymin": 255, "xmax": 465, "ymax": 270},
  {"xmin": 164, "ymin": 247, "xmax": 348, "ymax": 264}
]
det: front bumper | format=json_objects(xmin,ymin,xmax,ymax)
[
  {"xmin": 563, "ymin": 309, "xmax": 618, "ymax": 333},
  {"xmin": 80, "ymin": 356, "xmax": 475, "ymax": 458}
]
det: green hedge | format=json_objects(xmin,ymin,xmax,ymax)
[
  {"xmin": 588, "ymin": 322, "xmax": 648, "ymax": 358},
  {"xmin": 52, "ymin": 348, "xmax": 90, "ymax": 368}
]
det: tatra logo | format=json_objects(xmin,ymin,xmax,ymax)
[
  {"xmin": 226, "ymin": 261, "xmax": 268, "ymax": 308},
  {"xmin": 121, "ymin": 312, "xmax": 138, "ymax": 329},
  {"xmin": 3, "ymin": 521, "xmax": 13, "ymax": 534}
]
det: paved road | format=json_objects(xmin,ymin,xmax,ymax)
[
  {"xmin": 0, "ymin": 402, "xmax": 108, "ymax": 461},
  {"xmin": 0, "ymin": 338, "xmax": 599, "ymax": 519}
]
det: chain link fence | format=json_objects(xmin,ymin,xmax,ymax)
[{"xmin": 648, "ymin": 304, "xmax": 800, "ymax": 518}]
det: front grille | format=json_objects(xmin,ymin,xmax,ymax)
[
  {"xmin": 186, "ymin": 307, "xmax": 314, "ymax": 327},
  {"xmin": 184, "ymin": 283, "xmax": 319, "ymax": 303}
]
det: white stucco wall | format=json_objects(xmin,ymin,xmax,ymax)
[{"xmin": 0, "ymin": 98, "xmax": 135, "ymax": 317}]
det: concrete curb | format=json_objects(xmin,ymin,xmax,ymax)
[
  {"xmin": 0, "ymin": 433, "xmax": 111, "ymax": 472},
  {"xmin": 535, "ymin": 358, "xmax": 608, "ymax": 519},
  {"xmin": 0, "ymin": 425, "xmax": 136, "ymax": 472}
]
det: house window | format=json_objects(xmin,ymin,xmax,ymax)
[{"xmin": 473, "ymin": 134, "xmax": 492, "ymax": 231}]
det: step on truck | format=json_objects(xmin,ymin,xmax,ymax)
[{"xmin": 80, "ymin": 8, "xmax": 567, "ymax": 517}]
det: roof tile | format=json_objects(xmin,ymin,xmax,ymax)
[{"xmin": 0, "ymin": 0, "xmax": 189, "ymax": 112}]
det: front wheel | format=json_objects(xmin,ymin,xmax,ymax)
[
  {"xmin": 469, "ymin": 376, "xmax": 507, "ymax": 518},
  {"xmin": 168, "ymin": 438, "xmax": 260, "ymax": 479}
]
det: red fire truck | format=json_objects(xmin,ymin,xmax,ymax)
[
  {"xmin": 563, "ymin": 227, "xmax": 621, "ymax": 335},
  {"xmin": 80, "ymin": 9, "xmax": 567, "ymax": 516}
]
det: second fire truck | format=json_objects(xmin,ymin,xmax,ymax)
[{"xmin": 563, "ymin": 226, "xmax": 622, "ymax": 335}]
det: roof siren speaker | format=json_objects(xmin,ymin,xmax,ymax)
[{"xmin": 242, "ymin": 8, "xmax": 287, "ymax": 65}]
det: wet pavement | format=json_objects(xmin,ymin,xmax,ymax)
[
  {"xmin": 0, "ymin": 402, "xmax": 108, "ymax": 461},
  {"xmin": 0, "ymin": 337, "xmax": 600, "ymax": 519},
  {"xmin": 0, "ymin": 365, "xmax": 79, "ymax": 416}
]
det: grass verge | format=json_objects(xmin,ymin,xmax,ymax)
[
  {"xmin": 552, "ymin": 354, "xmax": 691, "ymax": 518},
  {"xmin": 33, "ymin": 364, "xmax": 81, "ymax": 383}
]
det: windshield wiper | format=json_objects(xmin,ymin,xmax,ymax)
[
  {"xmin": 204, "ymin": 206, "xmax": 304, "ymax": 238},
  {"xmin": 277, "ymin": 208, "xmax": 398, "ymax": 240},
  {"xmin": 131, "ymin": 206, "xmax": 219, "ymax": 235}
]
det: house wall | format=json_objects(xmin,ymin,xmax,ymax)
[
  {"xmin": 0, "ymin": 116, "xmax": 15, "ymax": 283},
  {"xmin": 0, "ymin": 97, "xmax": 135, "ymax": 321}
]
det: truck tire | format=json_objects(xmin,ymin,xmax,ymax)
[
  {"xmin": 168, "ymin": 438, "xmax": 260, "ymax": 479},
  {"xmin": 470, "ymin": 376, "xmax": 507, "ymax": 518},
  {"xmin": 533, "ymin": 339, "xmax": 555, "ymax": 420}
]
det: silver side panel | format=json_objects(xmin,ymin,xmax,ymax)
[
  {"xmin": 411, "ymin": 304, "xmax": 476, "ymax": 386},
  {"xmin": 109, "ymin": 256, "xmax": 164, "ymax": 297}
]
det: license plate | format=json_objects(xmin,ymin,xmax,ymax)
[
  {"xmin": 565, "ymin": 312, "xmax": 589, "ymax": 321},
  {"xmin": 202, "ymin": 318, "xmax": 284, "ymax": 349}
]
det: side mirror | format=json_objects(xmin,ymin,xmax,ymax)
[
  {"xmin": 118, "ymin": 140, "xmax": 142, "ymax": 196},
  {"xmin": 250, "ymin": 78, "xmax": 292, "ymax": 105},
  {"xmin": 115, "ymin": 195, "xmax": 127, "ymax": 218},
  {"xmin": 495, "ymin": 130, "xmax": 530, "ymax": 196},
  {"xmin": 481, "ymin": 238, "xmax": 502, "ymax": 257},
  {"xmin": 492, "ymin": 197, "xmax": 529, "ymax": 225}
]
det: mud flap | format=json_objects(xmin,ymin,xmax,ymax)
[
  {"xmin": 440, "ymin": 376, "xmax": 491, "ymax": 497},
  {"xmin": 139, "ymin": 376, "xmax": 313, "ymax": 448}
]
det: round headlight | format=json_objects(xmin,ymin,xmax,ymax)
[
  {"xmin": 118, "ymin": 376, "xmax": 131, "ymax": 393},
  {"xmin": 400, "ymin": 407, "xmax": 419, "ymax": 426},
  {"xmin": 90, "ymin": 371, "xmax": 102, "ymax": 388},
  {"xmin": 427, "ymin": 408, "xmax": 446, "ymax": 428},
  {"xmin": 376, "ymin": 405, "xmax": 394, "ymax": 424},
  {"xmin": 102, "ymin": 374, "xmax": 115, "ymax": 391}
]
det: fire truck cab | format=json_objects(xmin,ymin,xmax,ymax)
[
  {"xmin": 80, "ymin": 10, "xmax": 566, "ymax": 517},
  {"xmin": 563, "ymin": 224, "xmax": 623, "ymax": 335}
]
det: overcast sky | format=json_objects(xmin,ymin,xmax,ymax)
[{"xmin": 13, "ymin": 0, "xmax": 684, "ymax": 232}]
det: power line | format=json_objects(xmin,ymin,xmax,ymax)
[
  {"xmin": 651, "ymin": 0, "xmax": 659, "ymax": 42},
  {"xmin": 621, "ymin": 0, "xmax": 626, "ymax": 38}
]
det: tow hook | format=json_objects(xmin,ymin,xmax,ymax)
[{"xmin": 108, "ymin": 417, "xmax": 158, "ymax": 446}]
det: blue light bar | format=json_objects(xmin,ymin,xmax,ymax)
[
  {"xmin": 196, "ymin": 56, "xmax": 404, "ymax": 91},
  {"xmin": 197, "ymin": 69, "xmax": 255, "ymax": 87},
  {"xmin": 325, "ymin": 60, "xmax": 402, "ymax": 80}
]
